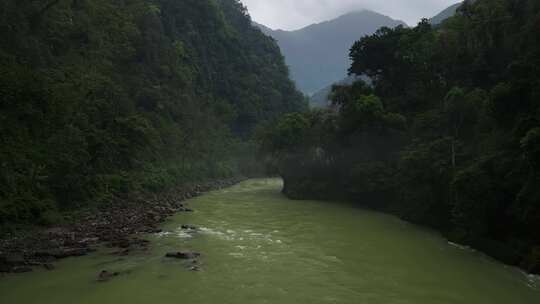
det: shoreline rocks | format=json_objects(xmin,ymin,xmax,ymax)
[
  {"xmin": 0, "ymin": 178, "xmax": 244, "ymax": 274},
  {"xmin": 35, "ymin": 248, "xmax": 92, "ymax": 259}
]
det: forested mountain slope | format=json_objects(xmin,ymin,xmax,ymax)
[
  {"xmin": 255, "ymin": 10, "xmax": 405, "ymax": 95},
  {"xmin": 261, "ymin": 0, "xmax": 540, "ymax": 274},
  {"xmin": 0, "ymin": 0, "xmax": 306, "ymax": 225}
]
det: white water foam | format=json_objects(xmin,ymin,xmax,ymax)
[
  {"xmin": 448, "ymin": 241, "xmax": 476, "ymax": 252},
  {"xmin": 175, "ymin": 229, "xmax": 194, "ymax": 239},
  {"xmin": 155, "ymin": 229, "xmax": 193, "ymax": 239},
  {"xmin": 525, "ymin": 273, "xmax": 540, "ymax": 289},
  {"xmin": 198, "ymin": 227, "xmax": 285, "ymax": 247},
  {"xmin": 155, "ymin": 231, "xmax": 172, "ymax": 238},
  {"xmin": 228, "ymin": 252, "xmax": 244, "ymax": 258}
]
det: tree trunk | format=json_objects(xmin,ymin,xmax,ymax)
[
  {"xmin": 451, "ymin": 138, "xmax": 456, "ymax": 170},
  {"xmin": 452, "ymin": 124, "xmax": 459, "ymax": 171}
]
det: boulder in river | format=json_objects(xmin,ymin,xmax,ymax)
[
  {"xmin": 181, "ymin": 225, "xmax": 197, "ymax": 230},
  {"xmin": 97, "ymin": 270, "xmax": 119, "ymax": 282},
  {"xmin": 165, "ymin": 251, "xmax": 200, "ymax": 259}
]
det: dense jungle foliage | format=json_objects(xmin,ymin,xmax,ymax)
[
  {"xmin": 260, "ymin": 0, "xmax": 540, "ymax": 273},
  {"xmin": 0, "ymin": 0, "xmax": 306, "ymax": 226}
]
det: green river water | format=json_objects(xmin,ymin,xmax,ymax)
[{"xmin": 1, "ymin": 178, "xmax": 539, "ymax": 303}]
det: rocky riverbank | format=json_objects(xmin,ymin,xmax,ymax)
[{"xmin": 0, "ymin": 178, "xmax": 244, "ymax": 274}]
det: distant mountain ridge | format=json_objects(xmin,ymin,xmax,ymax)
[
  {"xmin": 429, "ymin": 2, "xmax": 463, "ymax": 25},
  {"xmin": 306, "ymin": 3, "xmax": 466, "ymax": 108},
  {"xmin": 254, "ymin": 10, "xmax": 405, "ymax": 95}
]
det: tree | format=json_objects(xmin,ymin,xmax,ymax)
[{"xmin": 443, "ymin": 87, "xmax": 479, "ymax": 169}]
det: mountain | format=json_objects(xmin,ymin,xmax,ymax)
[
  {"xmin": 308, "ymin": 3, "xmax": 465, "ymax": 108},
  {"xmin": 255, "ymin": 10, "xmax": 405, "ymax": 95},
  {"xmin": 310, "ymin": 75, "xmax": 366, "ymax": 108},
  {"xmin": 430, "ymin": 2, "xmax": 462, "ymax": 25},
  {"xmin": 0, "ymin": 0, "xmax": 306, "ymax": 224},
  {"xmin": 254, "ymin": 22, "xmax": 274, "ymax": 34}
]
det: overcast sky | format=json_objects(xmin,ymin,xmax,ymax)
[{"xmin": 240, "ymin": 0, "xmax": 461, "ymax": 30}]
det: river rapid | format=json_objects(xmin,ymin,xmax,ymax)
[{"xmin": 1, "ymin": 178, "xmax": 539, "ymax": 303}]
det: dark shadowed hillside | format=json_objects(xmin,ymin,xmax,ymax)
[
  {"xmin": 0, "ymin": 0, "xmax": 306, "ymax": 225},
  {"xmin": 261, "ymin": 0, "xmax": 540, "ymax": 274}
]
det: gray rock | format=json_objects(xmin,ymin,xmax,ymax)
[
  {"xmin": 165, "ymin": 251, "xmax": 201, "ymax": 259},
  {"xmin": 97, "ymin": 270, "xmax": 119, "ymax": 282},
  {"xmin": 12, "ymin": 266, "xmax": 32, "ymax": 273},
  {"xmin": 35, "ymin": 248, "xmax": 89, "ymax": 259}
]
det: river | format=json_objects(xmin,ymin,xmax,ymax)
[{"xmin": 1, "ymin": 179, "xmax": 539, "ymax": 303}]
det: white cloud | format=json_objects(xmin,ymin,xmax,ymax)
[{"xmin": 240, "ymin": 0, "xmax": 461, "ymax": 30}]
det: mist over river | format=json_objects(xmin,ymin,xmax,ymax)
[{"xmin": 1, "ymin": 179, "xmax": 539, "ymax": 304}]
